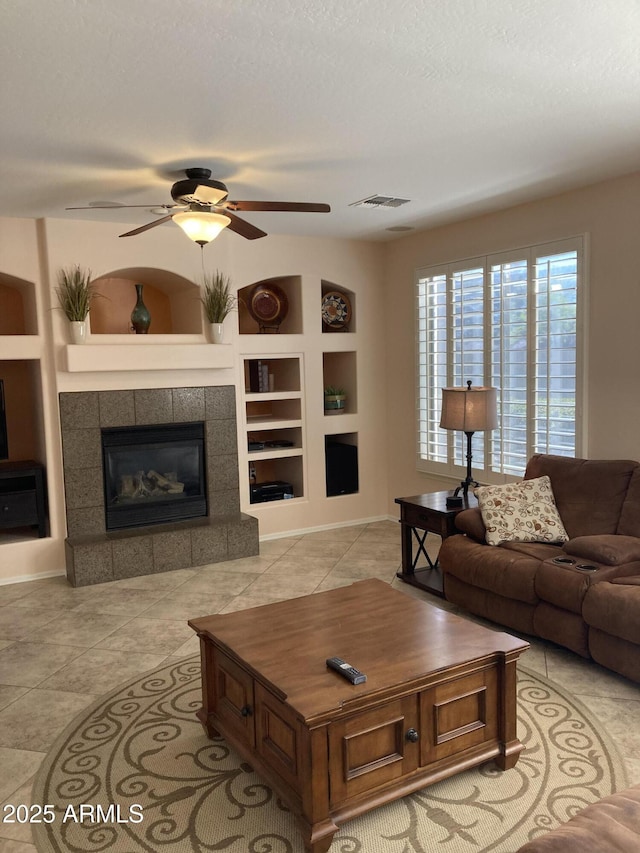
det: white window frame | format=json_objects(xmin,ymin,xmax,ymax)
[{"xmin": 415, "ymin": 236, "xmax": 586, "ymax": 484}]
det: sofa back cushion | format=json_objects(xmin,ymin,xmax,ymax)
[
  {"xmin": 618, "ymin": 467, "xmax": 640, "ymax": 537},
  {"xmin": 524, "ymin": 454, "xmax": 637, "ymax": 538}
]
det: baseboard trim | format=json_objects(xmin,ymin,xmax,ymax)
[
  {"xmin": 0, "ymin": 569, "xmax": 66, "ymax": 587},
  {"xmin": 259, "ymin": 514, "xmax": 396, "ymax": 541}
]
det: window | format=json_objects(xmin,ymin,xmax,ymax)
[{"xmin": 416, "ymin": 237, "xmax": 584, "ymax": 481}]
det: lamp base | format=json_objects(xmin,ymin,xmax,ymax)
[{"xmin": 446, "ymin": 495, "xmax": 463, "ymax": 508}]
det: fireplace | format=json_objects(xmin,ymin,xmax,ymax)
[
  {"xmin": 59, "ymin": 386, "xmax": 259, "ymax": 587},
  {"xmin": 102, "ymin": 422, "xmax": 207, "ymax": 530}
]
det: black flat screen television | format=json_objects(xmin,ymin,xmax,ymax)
[{"xmin": 0, "ymin": 380, "xmax": 8, "ymax": 460}]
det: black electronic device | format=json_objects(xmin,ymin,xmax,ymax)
[
  {"xmin": 250, "ymin": 480, "xmax": 294, "ymax": 503},
  {"xmin": 248, "ymin": 440, "xmax": 265, "ymax": 451},
  {"xmin": 325, "ymin": 439, "xmax": 358, "ymax": 497},
  {"xmin": 326, "ymin": 656, "xmax": 367, "ymax": 684}
]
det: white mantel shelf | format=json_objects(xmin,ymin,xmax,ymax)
[{"xmin": 64, "ymin": 343, "xmax": 234, "ymax": 372}]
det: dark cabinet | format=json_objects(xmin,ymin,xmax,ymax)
[{"xmin": 0, "ymin": 460, "xmax": 47, "ymax": 538}]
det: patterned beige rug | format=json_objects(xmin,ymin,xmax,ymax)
[{"xmin": 32, "ymin": 657, "xmax": 627, "ymax": 853}]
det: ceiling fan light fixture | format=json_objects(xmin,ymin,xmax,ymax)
[{"xmin": 173, "ymin": 211, "xmax": 231, "ymax": 245}]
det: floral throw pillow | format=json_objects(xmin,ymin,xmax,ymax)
[{"xmin": 475, "ymin": 476, "xmax": 569, "ymax": 547}]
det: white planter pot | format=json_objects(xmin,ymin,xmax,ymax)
[
  {"xmin": 70, "ymin": 320, "xmax": 87, "ymax": 344},
  {"xmin": 210, "ymin": 323, "xmax": 225, "ymax": 344}
]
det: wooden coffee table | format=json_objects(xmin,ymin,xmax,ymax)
[{"xmin": 189, "ymin": 578, "xmax": 529, "ymax": 853}]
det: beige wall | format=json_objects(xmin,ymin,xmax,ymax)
[
  {"xmin": 0, "ymin": 215, "xmax": 387, "ymax": 582},
  {"xmin": 384, "ymin": 171, "xmax": 640, "ymax": 514}
]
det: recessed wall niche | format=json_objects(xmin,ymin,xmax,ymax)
[
  {"xmin": 89, "ymin": 268, "xmax": 202, "ymax": 334},
  {"xmin": 321, "ymin": 280, "xmax": 356, "ymax": 333},
  {"xmin": 0, "ymin": 274, "xmax": 38, "ymax": 335},
  {"xmin": 238, "ymin": 276, "xmax": 303, "ymax": 335},
  {"xmin": 0, "ymin": 360, "xmax": 45, "ymax": 463}
]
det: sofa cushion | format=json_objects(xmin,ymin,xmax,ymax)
[
  {"xmin": 583, "ymin": 579, "xmax": 640, "ymax": 645},
  {"xmin": 564, "ymin": 534, "xmax": 640, "ymax": 566},
  {"xmin": 439, "ymin": 534, "xmax": 541, "ymax": 604},
  {"xmin": 476, "ymin": 476, "xmax": 568, "ymax": 546},
  {"xmin": 525, "ymin": 454, "xmax": 637, "ymax": 538}
]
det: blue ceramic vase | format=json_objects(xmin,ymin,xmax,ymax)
[{"xmin": 131, "ymin": 283, "xmax": 151, "ymax": 334}]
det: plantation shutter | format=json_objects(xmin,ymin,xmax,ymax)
[{"xmin": 416, "ymin": 237, "xmax": 582, "ymax": 481}]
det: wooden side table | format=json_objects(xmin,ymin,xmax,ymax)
[{"xmin": 395, "ymin": 490, "xmax": 474, "ymax": 597}]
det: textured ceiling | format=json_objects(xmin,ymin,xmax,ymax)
[{"xmin": 2, "ymin": 0, "xmax": 639, "ymax": 241}]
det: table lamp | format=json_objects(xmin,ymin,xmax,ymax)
[{"xmin": 440, "ymin": 380, "xmax": 498, "ymax": 507}]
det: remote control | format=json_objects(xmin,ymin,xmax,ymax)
[{"xmin": 326, "ymin": 656, "xmax": 367, "ymax": 684}]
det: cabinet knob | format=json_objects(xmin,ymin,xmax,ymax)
[
  {"xmin": 405, "ymin": 728, "xmax": 419, "ymax": 743},
  {"xmin": 240, "ymin": 704, "xmax": 253, "ymax": 717}
]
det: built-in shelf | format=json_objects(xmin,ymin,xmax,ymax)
[
  {"xmin": 65, "ymin": 343, "xmax": 234, "ymax": 372},
  {"xmin": 241, "ymin": 354, "xmax": 306, "ymax": 504},
  {"xmin": 323, "ymin": 351, "xmax": 357, "ymax": 415}
]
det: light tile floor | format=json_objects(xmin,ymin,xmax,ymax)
[{"xmin": 0, "ymin": 519, "xmax": 639, "ymax": 851}]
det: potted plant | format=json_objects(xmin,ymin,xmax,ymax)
[
  {"xmin": 201, "ymin": 270, "xmax": 237, "ymax": 343},
  {"xmin": 324, "ymin": 385, "xmax": 347, "ymax": 413},
  {"xmin": 55, "ymin": 265, "xmax": 100, "ymax": 344}
]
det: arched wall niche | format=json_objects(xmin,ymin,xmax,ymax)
[
  {"xmin": 90, "ymin": 267, "xmax": 202, "ymax": 334},
  {"xmin": 238, "ymin": 275, "xmax": 303, "ymax": 335},
  {"xmin": 0, "ymin": 273, "xmax": 37, "ymax": 335},
  {"xmin": 321, "ymin": 279, "xmax": 356, "ymax": 333}
]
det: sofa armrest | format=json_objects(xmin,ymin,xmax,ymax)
[
  {"xmin": 516, "ymin": 784, "xmax": 640, "ymax": 852},
  {"xmin": 612, "ymin": 575, "xmax": 640, "ymax": 586},
  {"xmin": 454, "ymin": 507, "xmax": 486, "ymax": 543},
  {"xmin": 563, "ymin": 534, "xmax": 640, "ymax": 566}
]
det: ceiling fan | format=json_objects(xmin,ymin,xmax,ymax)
[{"xmin": 66, "ymin": 167, "xmax": 331, "ymax": 245}]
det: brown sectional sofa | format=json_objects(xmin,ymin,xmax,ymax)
[{"xmin": 438, "ymin": 454, "xmax": 640, "ymax": 683}]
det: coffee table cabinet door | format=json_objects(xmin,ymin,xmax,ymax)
[
  {"xmin": 254, "ymin": 683, "xmax": 303, "ymax": 792},
  {"xmin": 213, "ymin": 651, "xmax": 256, "ymax": 747},
  {"xmin": 328, "ymin": 696, "xmax": 419, "ymax": 805},
  {"xmin": 419, "ymin": 668, "xmax": 499, "ymax": 765}
]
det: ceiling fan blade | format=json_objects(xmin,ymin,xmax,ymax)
[
  {"xmin": 119, "ymin": 214, "xmax": 174, "ymax": 238},
  {"xmin": 66, "ymin": 203, "xmax": 175, "ymax": 210},
  {"xmin": 226, "ymin": 201, "xmax": 330, "ymax": 213},
  {"xmin": 224, "ymin": 210, "xmax": 267, "ymax": 240}
]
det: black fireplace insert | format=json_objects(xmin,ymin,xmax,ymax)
[{"xmin": 101, "ymin": 422, "xmax": 207, "ymax": 530}]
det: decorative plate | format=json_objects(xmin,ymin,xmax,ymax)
[
  {"xmin": 321, "ymin": 290, "xmax": 352, "ymax": 329},
  {"xmin": 248, "ymin": 283, "xmax": 289, "ymax": 327}
]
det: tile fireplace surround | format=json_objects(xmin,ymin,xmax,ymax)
[{"xmin": 59, "ymin": 385, "xmax": 258, "ymax": 587}]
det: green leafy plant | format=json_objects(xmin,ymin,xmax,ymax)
[
  {"xmin": 201, "ymin": 271, "xmax": 237, "ymax": 323},
  {"xmin": 55, "ymin": 266, "xmax": 100, "ymax": 321},
  {"xmin": 324, "ymin": 385, "xmax": 346, "ymax": 397}
]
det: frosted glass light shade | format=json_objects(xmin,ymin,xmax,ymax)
[
  {"xmin": 173, "ymin": 211, "xmax": 231, "ymax": 245},
  {"xmin": 440, "ymin": 385, "xmax": 498, "ymax": 432}
]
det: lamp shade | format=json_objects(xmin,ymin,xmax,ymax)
[
  {"xmin": 172, "ymin": 211, "xmax": 231, "ymax": 245},
  {"xmin": 440, "ymin": 385, "xmax": 498, "ymax": 432}
]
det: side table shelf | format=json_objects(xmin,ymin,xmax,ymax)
[
  {"xmin": 0, "ymin": 460, "xmax": 48, "ymax": 538},
  {"xmin": 395, "ymin": 490, "xmax": 475, "ymax": 597}
]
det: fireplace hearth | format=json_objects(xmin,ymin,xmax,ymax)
[{"xmin": 59, "ymin": 386, "xmax": 259, "ymax": 587}]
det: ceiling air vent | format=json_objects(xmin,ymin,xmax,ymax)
[{"xmin": 349, "ymin": 194, "xmax": 411, "ymax": 209}]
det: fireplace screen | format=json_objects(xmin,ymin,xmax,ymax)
[{"xmin": 102, "ymin": 422, "xmax": 207, "ymax": 530}]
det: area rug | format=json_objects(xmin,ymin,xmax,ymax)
[{"xmin": 32, "ymin": 657, "xmax": 627, "ymax": 853}]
